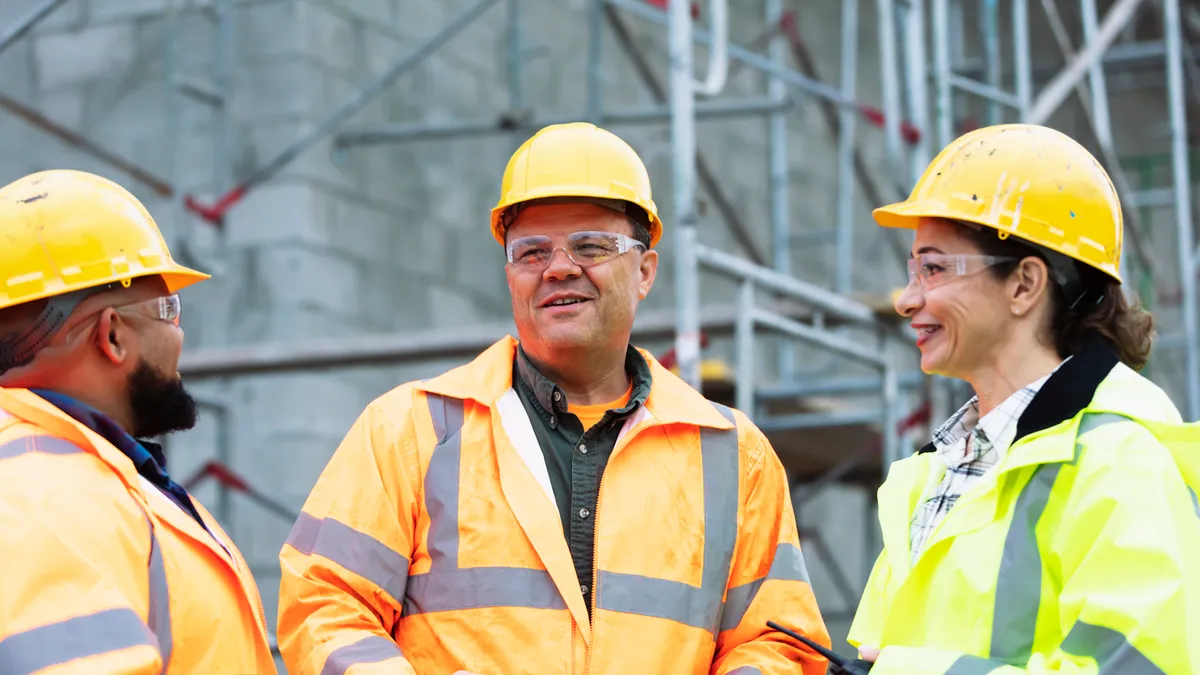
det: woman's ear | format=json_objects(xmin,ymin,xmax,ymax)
[
  {"xmin": 92, "ymin": 309, "xmax": 130, "ymax": 365},
  {"xmin": 1010, "ymin": 256, "xmax": 1051, "ymax": 316}
]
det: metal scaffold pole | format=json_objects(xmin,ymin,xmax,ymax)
[
  {"xmin": 766, "ymin": 0, "xmax": 793, "ymax": 382},
  {"xmin": 1163, "ymin": 0, "xmax": 1200, "ymax": 421},
  {"xmin": 670, "ymin": 0, "xmax": 702, "ymax": 392}
]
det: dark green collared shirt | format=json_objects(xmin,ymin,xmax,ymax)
[{"xmin": 512, "ymin": 345, "xmax": 653, "ymax": 616}]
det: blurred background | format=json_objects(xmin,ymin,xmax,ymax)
[{"xmin": 0, "ymin": 0, "xmax": 1197, "ymax": 667}]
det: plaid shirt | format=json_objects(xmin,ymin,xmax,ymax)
[{"xmin": 908, "ymin": 364, "xmax": 1065, "ymax": 565}]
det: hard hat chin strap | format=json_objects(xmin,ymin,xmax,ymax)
[{"xmin": 0, "ymin": 283, "xmax": 119, "ymax": 375}]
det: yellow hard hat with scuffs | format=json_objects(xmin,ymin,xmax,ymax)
[
  {"xmin": 0, "ymin": 168, "xmax": 209, "ymax": 312},
  {"xmin": 874, "ymin": 123, "xmax": 1124, "ymax": 284},
  {"xmin": 491, "ymin": 122, "xmax": 663, "ymax": 247}
]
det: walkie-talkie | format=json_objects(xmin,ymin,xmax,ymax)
[{"xmin": 766, "ymin": 620, "xmax": 873, "ymax": 675}]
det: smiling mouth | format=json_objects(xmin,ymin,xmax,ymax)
[{"xmin": 543, "ymin": 298, "xmax": 590, "ymax": 307}]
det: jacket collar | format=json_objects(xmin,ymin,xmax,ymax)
[
  {"xmin": 418, "ymin": 336, "xmax": 734, "ymax": 430},
  {"xmin": 917, "ymin": 331, "xmax": 1119, "ymax": 455}
]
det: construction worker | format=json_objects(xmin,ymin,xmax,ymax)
[
  {"xmin": 277, "ymin": 122, "xmax": 831, "ymax": 674},
  {"xmin": 0, "ymin": 170, "xmax": 276, "ymax": 674},
  {"xmin": 848, "ymin": 123, "xmax": 1200, "ymax": 673}
]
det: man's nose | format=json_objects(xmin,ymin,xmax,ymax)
[{"xmin": 542, "ymin": 247, "xmax": 582, "ymax": 280}]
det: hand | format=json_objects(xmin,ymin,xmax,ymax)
[{"xmin": 858, "ymin": 646, "xmax": 880, "ymax": 663}]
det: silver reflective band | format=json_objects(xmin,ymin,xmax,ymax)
[
  {"xmin": 1061, "ymin": 621, "xmax": 1166, "ymax": 674},
  {"xmin": 287, "ymin": 513, "xmax": 410, "ymax": 604},
  {"xmin": 0, "ymin": 608, "xmax": 158, "ymax": 675},
  {"xmin": 148, "ymin": 528, "xmax": 173, "ymax": 674},
  {"xmin": 319, "ymin": 635, "xmax": 404, "ymax": 675},
  {"xmin": 727, "ymin": 668, "xmax": 764, "ymax": 674},
  {"xmin": 945, "ymin": 655, "xmax": 1005, "ymax": 674},
  {"xmin": 0, "ymin": 434, "xmax": 84, "ymax": 460},
  {"xmin": 594, "ymin": 403, "xmax": 740, "ymax": 635},
  {"xmin": 720, "ymin": 542, "xmax": 811, "ymax": 634},
  {"xmin": 404, "ymin": 394, "xmax": 566, "ymax": 616},
  {"xmin": 405, "ymin": 395, "xmax": 745, "ymax": 636},
  {"xmin": 988, "ymin": 412, "xmax": 1162, "ymax": 670}
]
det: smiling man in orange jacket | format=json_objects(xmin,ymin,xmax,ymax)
[{"xmin": 276, "ymin": 122, "xmax": 832, "ymax": 675}]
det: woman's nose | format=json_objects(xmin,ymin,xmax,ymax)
[{"xmin": 893, "ymin": 281, "xmax": 924, "ymax": 318}]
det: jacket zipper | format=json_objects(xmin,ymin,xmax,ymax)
[{"xmin": 583, "ymin": 465, "xmax": 605, "ymax": 675}]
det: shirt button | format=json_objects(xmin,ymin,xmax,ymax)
[
  {"xmin": 578, "ymin": 507, "xmax": 590, "ymax": 519},
  {"xmin": 548, "ymin": 416, "xmax": 557, "ymax": 428},
  {"xmin": 578, "ymin": 443, "xmax": 587, "ymax": 454},
  {"xmin": 581, "ymin": 584, "xmax": 590, "ymax": 595},
  {"xmin": 553, "ymin": 391, "xmax": 562, "ymax": 402}
]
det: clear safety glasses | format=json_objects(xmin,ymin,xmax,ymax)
[
  {"xmin": 506, "ymin": 231, "xmax": 646, "ymax": 271},
  {"xmin": 115, "ymin": 293, "xmax": 182, "ymax": 327},
  {"xmin": 906, "ymin": 253, "xmax": 1017, "ymax": 291}
]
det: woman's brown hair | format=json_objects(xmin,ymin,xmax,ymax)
[{"xmin": 960, "ymin": 223, "xmax": 1155, "ymax": 370}]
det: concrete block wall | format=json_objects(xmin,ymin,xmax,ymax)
[{"xmin": 0, "ymin": 0, "xmax": 1194, "ymax": 669}]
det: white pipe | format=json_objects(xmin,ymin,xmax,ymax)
[
  {"xmin": 1029, "ymin": 0, "xmax": 1146, "ymax": 124},
  {"xmin": 693, "ymin": 0, "xmax": 729, "ymax": 96}
]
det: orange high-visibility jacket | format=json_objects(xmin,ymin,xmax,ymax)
[
  {"xmin": 278, "ymin": 336, "xmax": 831, "ymax": 675},
  {"xmin": 0, "ymin": 388, "xmax": 277, "ymax": 675}
]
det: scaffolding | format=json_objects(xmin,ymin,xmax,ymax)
[{"xmin": 1, "ymin": 0, "xmax": 1198, "ymax": 634}]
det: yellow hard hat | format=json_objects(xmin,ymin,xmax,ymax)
[
  {"xmin": 490, "ymin": 122, "xmax": 663, "ymax": 247},
  {"xmin": 874, "ymin": 123, "xmax": 1123, "ymax": 284},
  {"xmin": 0, "ymin": 169, "xmax": 210, "ymax": 311}
]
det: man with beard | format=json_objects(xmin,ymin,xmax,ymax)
[
  {"xmin": 0, "ymin": 169, "xmax": 276, "ymax": 674},
  {"xmin": 277, "ymin": 123, "xmax": 831, "ymax": 674}
]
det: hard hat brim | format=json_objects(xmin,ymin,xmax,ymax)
[
  {"xmin": 872, "ymin": 198, "xmax": 1123, "ymax": 284},
  {"xmin": 160, "ymin": 264, "xmax": 213, "ymax": 294},
  {"xmin": 872, "ymin": 199, "xmax": 942, "ymax": 230}
]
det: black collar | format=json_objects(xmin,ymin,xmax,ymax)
[
  {"xmin": 917, "ymin": 332, "xmax": 1119, "ymax": 455},
  {"xmin": 513, "ymin": 344, "xmax": 652, "ymax": 417}
]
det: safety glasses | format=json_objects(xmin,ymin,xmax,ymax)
[
  {"xmin": 116, "ymin": 293, "xmax": 182, "ymax": 327},
  {"xmin": 906, "ymin": 253, "xmax": 1017, "ymax": 291},
  {"xmin": 506, "ymin": 231, "xmax": 646, "ymax": 271}
]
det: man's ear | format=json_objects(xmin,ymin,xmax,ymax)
[
  {"xmin": 637, "ymin": 249, "xmax": 659, "ymax": 300},
  {"xmin": 92, "ymin": 309, "xmax": 130, "ymax": 366},
  {"xmin": 1009, "ymin": 256, "xmax": 1051, "ymax": 316}
]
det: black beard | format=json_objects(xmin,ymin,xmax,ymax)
[{"xmin": 127, "ymin": 359, "xmax": 198, "ymax": 439}]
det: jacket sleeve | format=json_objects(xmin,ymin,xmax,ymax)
[
  {"xmin": 864, "ymin": 422, "xmax": 1200, "ymax": 675},
  {"xmin": 711, "ymin": 423, "xmax": 832, "ymax": 675},
  {"xmin": 277, "ymin": 396, "xmax": 420, "ymax": 675},
  {"xmin": 0, "ymin": 436, "xmax": 164, "ymax": 674}
]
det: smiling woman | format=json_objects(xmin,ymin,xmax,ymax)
[{"xmin": 846, "ymin": 123, "xmax": 1200, "ymax": 675}]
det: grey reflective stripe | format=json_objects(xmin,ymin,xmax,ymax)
[
  {"xmin": 405, "ymin": 566, "xmax": 566, "ymax": 614},
  {"xmin": 726, "ymin": 668, "xmax": 764, "ymax": 674},
  {"xmin": 595, "ymin": 571, "xmax": 723, "ymax": 631},
  {"xmin": 147, "ymin": 528, "xmax": 172, "ymax": 674},
  {"xmin": 596, "ymin": 402, "xmax": 741, "ymax": 635},
  {"xmin": 0, "ymin": 434, "xmax": 84, "ymax": 460},
  {"xmin": 286, "ymin": 513, "xmax": 410, "ymax": 603},
  {"xmin": 945, "ymin": 655, "xmax": 1005, "ymax": 674},
  {"xmin": 0, "ymin": 608, "xmax": 158, "ymax": 675},
  {"xmin": 319, "ymin": 635, "xmax": 404, "ymax": 675},
  {"xmin": 990, "ymin": 412, "xmax": 1133, "ymax": 664},
  {"xmin": 1061, "ymin": 621, "xmax": 1165, "ymax": 674},
  {"xmin": 1190, "ymin": 488, "xmax": 1200, "ymax": 519},
  {"xmin": 989, "ymin": 461, "xmax": 1062, "ymax": 661},
  {"xmin": 403, "ymin": 394, "xmax": 565, "ymax": 616},
  {"xmin": 720, "ymin": 543, "xmax": 810, "ymax": 633}
]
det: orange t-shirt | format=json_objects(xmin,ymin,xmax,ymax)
[{"xmin": 568, "ymin": 383, "xmax": 634, "ymax": 432}]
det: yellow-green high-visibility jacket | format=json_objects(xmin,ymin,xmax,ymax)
[{"xmin": 848, "ymin": 335, "xmax": 1200, "ymax": 674}]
